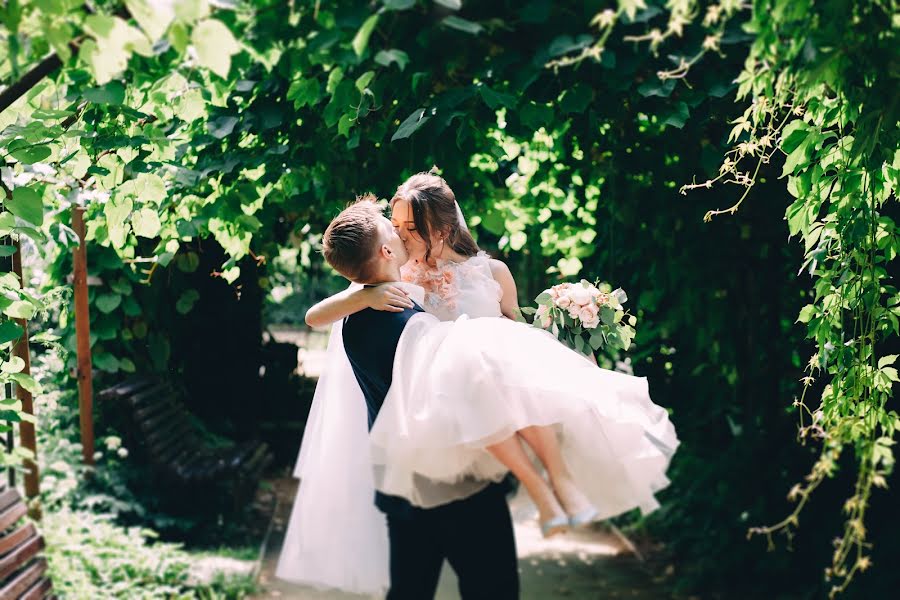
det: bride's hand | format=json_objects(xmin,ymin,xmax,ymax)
[{"xmin": 363, "ymin": 284, "xmax": 414, "ymax": 312}]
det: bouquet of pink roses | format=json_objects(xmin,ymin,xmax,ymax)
[{"xmin": 521, "ymin": 280, "xmax": 636, "ymax": 358}]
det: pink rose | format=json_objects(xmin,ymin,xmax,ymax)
[
  {"xmin": 583, "ymin": 314, "xmax": 601, "ymax": 329},
  {"xmin": 556, "ymin": 293, "xmax": 572, "ymax": 309},
  {"xmin": 536, "ymin": 304, "xmax": 553, "ymax": 329},
  {"xmin": 578, "ymin": 303, "xmax": 599, "ymax": 325}
]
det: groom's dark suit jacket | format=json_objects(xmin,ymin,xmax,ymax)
[{"xmin": 342, "ymin": 300, "xmax": 424, "ymax": 516}]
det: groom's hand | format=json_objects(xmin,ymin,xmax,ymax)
[{"xmin": 363, "ymin": 284, "xmax": 414, "ymax": 312}]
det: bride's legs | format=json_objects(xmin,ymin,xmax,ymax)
[
  {"xmin": 516, "ymin": 425, "xmax": 595, "ymax": 517},
  {"xmin": 486, "ymin": 435, "xmax": 567, "ymax": 534}
]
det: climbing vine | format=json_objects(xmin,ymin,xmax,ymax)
[{"xmin": 549, "ymin": 1, "xmax": 898, "ymax": 595}]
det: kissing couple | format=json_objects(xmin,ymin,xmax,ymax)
[{"xmin": 276, "ymin": 172, "xmax": 679, "ymax": 599}]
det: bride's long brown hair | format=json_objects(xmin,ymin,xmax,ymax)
[{"xmin": 390, "ymin": 172, "xmax": 481, "ymax": 264}]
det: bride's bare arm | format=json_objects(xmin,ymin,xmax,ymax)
[
  {"xmin": 489, "ymin": 259, "xmax": 522, "ymax": 320},
  {"xmin": 305, "ymin": 284, "xmax": 414, "ymax": 327}
]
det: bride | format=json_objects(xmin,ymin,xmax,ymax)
[{"xmin": 276, "ymin": 172, "xmax": 678, "ymax": 595}]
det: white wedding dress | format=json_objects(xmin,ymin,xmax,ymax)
[{"xmin": 277, "ymin": 253, "xmax": 679, "ymax": 595}]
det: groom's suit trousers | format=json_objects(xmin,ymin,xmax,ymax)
[{"xmin": 386, "ymin": 482, "xmax": 519, "ymax": 600}]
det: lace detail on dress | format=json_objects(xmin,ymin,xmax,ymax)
[{"xmin": 401, "ymin": 251, "xmax": 503, "ymax": 320}]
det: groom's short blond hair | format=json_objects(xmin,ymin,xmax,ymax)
[{"xmin": 322, "ymin": 194, "xmax": 385, "ymax": 283}]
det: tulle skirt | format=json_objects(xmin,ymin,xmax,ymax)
[
  {"xmin": 276, "ymin": 304, "xmax": 390, "ymax": 595},
  {"xmin": 370, "ymin": 313, "xmax": 679, "ymax": 517}
]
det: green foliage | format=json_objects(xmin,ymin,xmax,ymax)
[
  {"xmin": 0, "ymin": 0, "xmax": 895, "ymax": 597},
  {"xmin": 554, "ymin": 1, "xmax": 897, "ymax": 596},
  {"xmin": 44, "ymin": 508, "xmax": 257, "ymax": 600}
]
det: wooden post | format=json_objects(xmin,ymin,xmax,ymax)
[
  {"xmin": 2, "ymin": 240, "xmax": 14, "ymax": 489},
  {"xmin": 71, "ymin": 206, "xmax": 95, "ymax": 466},
  {"xmin": 10, "ymin": 239, "xmax": 40, "ymax": 517}
]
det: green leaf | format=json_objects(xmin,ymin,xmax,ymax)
[
  {"xmin": 175, "ymin": 0, "xmax": 210, "ymax": 22},
  {"xmin": 352, "ymin": 14, "xmax": 380, "ymax": 57},
  {"xmin": 620, "ymin": 0, "xmax": 648, "ymax": 21},
  {"xmin": 125, "ymin": 0, "xmax": 174, "ymax": 40},
  {"xmin": 93, "ymin": 351, "xmax": 120, "ymax": 373},
  {"xmin": 9, "ymin": 144, "xmax": 52, "ymax": 165},
  {"xmin": 559, "ymin": 84, "xmax": 592, "ymax": 114},
  {"xmin": 208, "ymin": 115, "xmax": 239, "ymax": 138},
  {"xmin": 10, "ymin": 373, "xmax": 42, "ymax": 395},
  {"xmin": 782, "ymin": 137, "xmax": 813, "ymax": 177},
  {"xmin": 1, "ymin": 356, "xmax": 25, "ymax": 373},
  {"xmin": 637, "ymin": 78, "xmax": 675, "ymax": 98},
  {"xmin": 434, "ymin": 0, "xmax": 462, "ymax": 8},
  {"xmin": 355, "ymin": 71, "xmax": 375, "ymax": 92},
  {"xmin": 96, "ymin": 293, "xmax": 122, "ymax": 314},
  {"xmin": 509, "ymin": 231, "xmax": 527, "ymax": 250},
  {"xmin": 797, "ymin": 304, "xmax": 816, "ymax": 323},
  {"xmin": 375, "ymin": 49, "xmax": 410, "ymax": 71},
  {"xmin": 83, "ymin": 80, "xmax": 126, "ymax": 104},
  {"xmin": 0, "ymin": 212, "xmax": 15, "ymax": 236},
  {"xmin": 192, "ymin": 18, "xmax": 241, "ymax": 78},
  {"xmin": 384, "ymin": 0, "xmax": 416, "ymax": 9},
  {"xmin": 391, "ymin": 108, "xmax": 430, "ymax": 142},
  {"xmin": 780, "ymin": 119, "xmax": 810, "ymax": 154},
  {"xmin": 479, "ymin": 86, "xmax": 516, "ymax": 110},
  {"xmin": 80, "ymin": 16, "xmax": 151, "ymax": 84},
  {"xmin": 442, "ymin": 16, "xmax": 483, "ymax": 34},
  {"xmin": 6, "ymin": 187, "xmax": 43, "ymax": 226},
  {"xmin": 287, "ymin": 78, "xmax": 322, "ymax": 107},
  {"xmin": 118, "ymin": 173, "xmax": 167, "ymax": 204},
  {"xmin": 132, "ymin": 208, "xmax": 161, "ymax": 238},
  {"xmin": 520, "ymin": 101, "xmax": 553, "ymax": 130},
  {"xmin": 661, "ymin": 101, "xmax": 690, "ymax": 129},
  {"xmin": 480, "ymin": 210, "xmax": 505, "ymax": 235},
  {"xmin": 105, "ymin": 197, "xmax": 133, "ymax": 249},
  {"xmin": 548, "ymin": 34, "xmax": 594, "ymax": 58},
  {"xmin": 0, "ymin": 321, "xmax": 23, "ymax": 344},
  {"xmin": 557, "ymin": 257, "xmax": 582, "ymax": 277},
  {"xmin": 177, "ymin": 252, "xmax": 200, "ymax": 273},
  {"xmin": 176, "ymin": 289, "xmax": 200, "ymax": 314},
  {"xmin": 878, "ymin": 355, "xmax": 898, "ymax": 369},
  {"xmin": 600, "ymin": 306, "xmax": 616, "ymax": 326}
]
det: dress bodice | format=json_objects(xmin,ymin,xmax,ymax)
[{"xmin": 400, "ymin": 251, "xmax": 503, "ymax": 321}]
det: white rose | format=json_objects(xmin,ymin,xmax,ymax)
[{"xmin": 570, "ymin": 285, "xmax": 592, "ymax": 306}]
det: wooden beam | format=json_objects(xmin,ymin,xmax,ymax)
[
  {"xmin": 71, "ymin": 206, "xmax": 95, "ymax": 467},
  {"xmin": 0, "ymin": 53, "xmax": 62, "ymax": 114},
  {"xmin": 10, "ymin": 240, "xmax": 40, "ymax": 519}
]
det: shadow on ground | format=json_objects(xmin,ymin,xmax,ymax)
[{"xmin": 253, "ymin": 476, "xmax": 674, "ymax": 599}]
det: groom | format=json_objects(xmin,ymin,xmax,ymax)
[{"xmin": 322, "ymin": 195, "xmax": 519, "ymax": 599}]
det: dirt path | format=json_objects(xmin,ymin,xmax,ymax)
[{"xmin": 253, "ymin": 477, "xmax": 673, "ymax": 600}]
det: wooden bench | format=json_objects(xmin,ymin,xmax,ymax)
[
  {"xmin": 98, "ymin": 378, "xmax": 273, "ymax": 513},
  {"xmin": 0, "ymin": 485, "xmax": 54, "ymax": 599}
]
